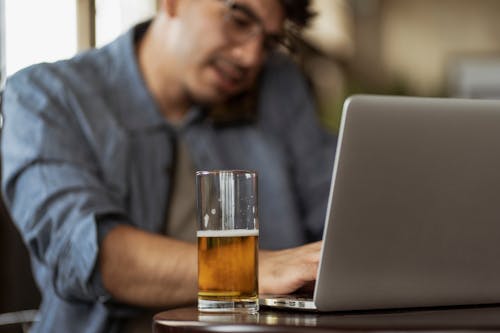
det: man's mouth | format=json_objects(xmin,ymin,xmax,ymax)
[{"xmin": 211, "ymin": 58, "xmax": 246, "ymax": 93}]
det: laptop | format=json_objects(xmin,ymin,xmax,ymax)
[{"xmin": 260, "ymin": 95, "xmax": 500, "ymax": 312}]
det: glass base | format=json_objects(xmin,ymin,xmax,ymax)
[{"xmin": 198, "ymin": 298, "xmax": 259, "ymax": 314}]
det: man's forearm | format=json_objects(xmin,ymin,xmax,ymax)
[
  {"xmin": 99, "ymin": 225, "xmax": 321, "ymax": 308},
  {"xmin": 99, "ymin": 224, "xmax": 198, "ymax": 308}
]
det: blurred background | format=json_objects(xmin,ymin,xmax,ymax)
[
  {"xmin": 1, "ymin": 0, "xmax": 500, "ymax": 331},
  {"xmin": 2, "ymin": 0, "xmax": 500, "ymax": 132},
  {"xmin": 303, "ymin": 0, "xmax": 500, "ymax": 131}
]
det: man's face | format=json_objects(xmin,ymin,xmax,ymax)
[{"xmin": 168, "ymin": 0, "xmax": 285, "ymax": 104}]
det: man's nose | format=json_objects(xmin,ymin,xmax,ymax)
[{"xmin": 230, "ymin": 35, "xmax": 265, "ymax": 68}]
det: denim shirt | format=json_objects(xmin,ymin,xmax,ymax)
[{"xmin": 1, "ymin": 23, "xmax": 336, "ymax": 333}]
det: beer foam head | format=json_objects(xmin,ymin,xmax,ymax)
[{"xmin": 197, "ymin": 229, "xmax": 259, "ymax": 237}]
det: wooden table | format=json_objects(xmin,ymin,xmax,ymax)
[{"xmin": 154, "ymin": 304, "xmax": 500, "ymax": 332}]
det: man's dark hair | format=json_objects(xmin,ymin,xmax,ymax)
[{"xmin": 280, "ymin": 0, "xmax": 314, "ymax": 28}]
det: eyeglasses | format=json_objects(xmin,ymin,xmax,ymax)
[{"xmin": 217, "ymin": 0, "xmax": 294, "ymax": 54}]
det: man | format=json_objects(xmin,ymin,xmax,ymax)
[{"xmin": 1, "ymin": 0, "xmax": 336, "ymax": 332}]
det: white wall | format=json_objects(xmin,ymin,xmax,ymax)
[
  {"xmin": 4, "ymin": 0, "xmax": 77, "ymax": 76},
  {"xmin": 95, "ymin": 0, "xmax": 157, "ymax": 47}
]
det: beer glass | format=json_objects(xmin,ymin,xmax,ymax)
[{"xmin": 196, "ymin": 170, "xmax": 259, "ymax": 313}]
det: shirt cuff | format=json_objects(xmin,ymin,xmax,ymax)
[{"xmin": 89, "ymin": 213, "xmax": 127, "ymax": 303}]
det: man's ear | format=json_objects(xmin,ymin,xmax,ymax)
[{"xmin": 160, "ymin": 0, "xmax": 180, "ymax": 17}]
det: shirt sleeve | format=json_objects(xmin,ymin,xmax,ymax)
[
  {"xmin": 259, "ymin": 55, "xmax": 338, "ymax": 241},
  {"xmin": 1, "ymin": 65, "xmax": 127, "ymax": 303}
]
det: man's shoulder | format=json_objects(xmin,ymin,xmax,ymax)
[
  {"xmin": 6, "ymin": 44, "xmax": 115, "ymax": 97},
  {"xmin": 263, "ymin": 53, "xmax": 305, "ymax": 79},
  {"xmin": 258, "ymin": 53, "xmax": 311, "ymax": 107},
  {"xmin": 259, "ymin": 53, "xmax": 310, "ymax": 99},
  {"xmin": 7, "ymin": 61, "xmax": 67, "ymax": 92},
  {"xmin": 3, "ymin": 46, "xmax": 119, "ymax": 129}
]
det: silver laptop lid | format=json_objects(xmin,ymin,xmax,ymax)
[{"xmin": 314, "ymin": 95, "xmax": 500, "ymax": 311}]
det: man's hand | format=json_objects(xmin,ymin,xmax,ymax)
[{"xmin": 258, "ymin": 241, "xmax": 322, "ymax": 294}]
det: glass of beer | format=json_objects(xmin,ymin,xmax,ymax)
[{"xmin": 196, "ymin": 170, "xmax": 259, "ymax": 313}]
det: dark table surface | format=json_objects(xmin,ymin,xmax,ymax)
[{"xmin": 153, "ymin": 304, "xmax": 500, "ymax": 333}]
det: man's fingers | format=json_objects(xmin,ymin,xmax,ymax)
[{"xmin": 258, "ymin": 241, "xmax": 323, "ymax": 294}]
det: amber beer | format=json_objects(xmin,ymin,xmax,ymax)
[{"xmin": 197, "ymin": 229, "xmax": 259, "ymax": 310}]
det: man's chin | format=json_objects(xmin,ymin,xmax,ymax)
[{"xmin": 187, "ymin": 86, "xmax": 244, "ymax": 106}]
